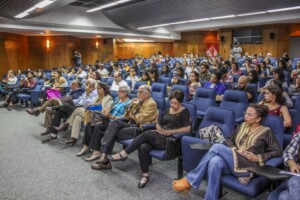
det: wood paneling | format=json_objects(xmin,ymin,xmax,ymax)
[
  {"xmin": 116, "ymin": 42, "xmax": 173, "ymax": 59},
  {"xmin": 173, "ymin": 31, "xmax": 218, "ymax": 57}
]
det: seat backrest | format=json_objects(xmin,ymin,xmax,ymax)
[
  {"xmin": 262, "ymin": 115, "xmax": 284, "ymax": 147},
  {"xmin": 190, "ymin": 88, "xmax": 216, "ymax": 114},
  {"xmin": 110, "ymin": 90, "xmax": 118, "ymax": 100},
  {"xmin": 223, "ymin": 82, "xmax": 232, "ymax": 89},
  {"xmin": 171, "ymin": 84, "xmax": 189, "ymax": 102},
  {"xmin": 125, "ymin": 80, "xmax": 132, "ymax": 89},
  {"xmin": 220, "ymin": 90, "xmax": 248, "ymax": 122},
  {"xmin": 153, "ymin": 97, "xmax": 166, "ymax": 120},
  {"xmin": 247, "ymin": 83, "xmax": 258, "ymax": 102},
  {"xmin": 197, "ymin": 107, "xmax": 235, "ymax": 138},
  {"xmin": 159, "ymin": 77, "xmax": 171, "ymax": 86},
  {"xmin": 233, "ymin": 75, "xmax": 240, "ymax": 83},
  {"xmin": 182, "ymin": 102, "xmax": 197, "ymax": 132},
  {"xmin": 107, "ymin": 78, "xmax": 114, "ymax": 86},
  {"xmin": 180, "ymin": 78, "xmax": 188, "ymax": 85},
  {"xmin": 100, "ymin": 77, "xmax": 108, "ymax": 83},
  {"xmin": 33, "ymin": 79, "xmax": 44, "ymax": 91},
  {"xmin": 151, "ymin": 83, "xmax": 167, "ymax": 99},
  {"xmin": 287, "ymin": 109, "xmax": 300, "ymax": 135}
]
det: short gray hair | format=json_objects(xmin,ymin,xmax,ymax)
[
  {"xmin": 139, "ymin": 85, "xmax": 151, "ymax": 95},
  {"xmin": 88, "ymin": 79, "xmax": 97, "ymax": 87},
  {"xmin": 119, "ymin": 85, "xmax": 131, "ymax": 94}
]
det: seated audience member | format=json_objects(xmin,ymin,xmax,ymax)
[
  {"xmin": 110, "ymin": 72, "xmax": 128, "ymax": 91},
  {"xmin": 26, "ymin": 80, "xmax": 84, "ymax": 117},
  {"xmin": 109, "ymin": 90, "xmax": 191, "ymax": 188},
  {"xmin": 288, "ymin": 75, "xmax": 300, "ymax": 98},
  {"xmin": 0, "ymin": 70, "xmax": 18, "ymax": 94},
  {"xmin": 261, "ymin": 60, "xmax": 272, "ymax": 77},
  {"xmin": 290, "ymin": 61, "xmax": 300, "ymax": 82},
  {"xmin": 241, "ymin": 58, "xmax": 253, "ymax": 73},
  {"xmin": 259, "ymin": 85, "xmax": 292, "ymax": 128},
  {"xmin": 54, "ymin": 82, "xmax": 113, "ymax": 146},
  {"xmin": 88, "ymin": 70, "xmax": 101, "ymax": 81},
  {"xmin": 126, "ymin": 68, "xmax": 139, "ymax": 89},
  {"xmin": 67, "ymin": 67, "xmax": 76, "ymax": 79},
  {"xmin": 148, "ymin": 69, "xmax": 158, "ymax": 84},
  {"xmin": 186, "ymin": 71, "xmax": 201, "ymax": 100},
  {"xmin": 173, "ymin": 104, "xmax": 282, "ymax": 200},
  {"xmin": 90, "ymin": 85, "xmax": 158, "ymax": 170},
  {"xmin": 139, "ymin": 71, "xmax": 151, "ymax": 86},
  {"xmin": 253, "ymin": 63, "xmax": 262, "ymax": 77},
  {"xmin": 278, "ymin": 59, "xmax": 289, "ymax": 71},
  {"xmin": 248, "ymin": 70, "xmax": 259, "ymax": 84},
  {"xmin": 41, "ymin": 79, "xmax": 98, "ymax": 143},
  {"xmin": 199, "ymin": 63, "xmax": 212, "ymax": 81},
  {"xmin": 268, "ymin": 133, "xmax": 300, "ymax": 200},
  {"xmin": 44, "ymin": 69, "xmax": 68, "ymax": 99},
  {"xmin": 219, "ymin": 76, "xmax": 254, "ymax": 102},
  {"xmin": 264, "ymin": 68, "xmax": 287, "ymax": 89},
  {"xmin": 210, "ymin": 60, "xmax": 220, "ymax": 71},
  {"xmin": 228, "ymin": 62, "xmax": 242, "ymax": 76},
  {"xmin": 270, "ymin": 80, "xmax": 293, "ymax": 108},
  {"xmin": 280, "ymin": 52, "xmax": 292, "ymax": 68},
  {"xmin": 219, "ymin": 66, "xmax": 234, "ymax": 86},
  {"xmin": 204, "ymin": 71, "xmax": 226, "ymax": 101},
  {"xmin": 185, "ymin": 60, "xmax": 198, "ymax": 78},
  {"xmin": 160, "ymin": 64, "xmax": 172, "ymax": 78},
  {"xmin": 75, "ymin": 66, "xmax": 88, "ymax": 80},
  {"xmin": 78, "ymin": 85, "xmax": 131, "ymax": 161},
  {"xmin": 1, "ymin": 70, "xmax": 36, "ymax": 111},
  {"xmin": 176, "ymin": 67, "xmax": 185, "ymax": 79},
  {"xmin": 97, "ymin": 63, "xmax": 108, "ymax": 77}
]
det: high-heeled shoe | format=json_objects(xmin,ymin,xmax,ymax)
[
  {"xmin": 108, "ymin": 152, "xmax": 128, "ymax": 162},
  {"xmin": 172, "ymin": 177, "xmax": 192, "ymax": 193},
  {"xmin": 76, "ymin": 148, "xmax": 90, "ymax": 157},
  {"xmin": 54, "ymin": 122, "xmax": 69, "ymax": 132},
  {"xmin": 63, "ymin": 137, "xmax": 77, "ymax": 147}
]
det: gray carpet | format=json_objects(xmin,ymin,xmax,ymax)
[{"xmin": 0, "ymin": 99, "xmax": 269, "ymax": 200}]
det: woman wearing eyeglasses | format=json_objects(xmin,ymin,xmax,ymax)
[
  {"xmin": 173, "ymin": 104, "xmax": 282, "ymax": 200},
  {"xmin": 109, "ymin": 90, "xmax": 191, "ymax": 188}
]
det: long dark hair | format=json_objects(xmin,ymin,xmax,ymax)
[{"xmin": 264, "ymin": 85, "xmax": 284, "ymax": 105}]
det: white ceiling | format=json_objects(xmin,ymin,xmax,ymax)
[{"xmin": 0, "ymin": 1, "xmax": 299, "ymax": 40}]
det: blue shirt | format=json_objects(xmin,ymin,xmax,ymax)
[{"xmin": 110, "ymin": 97, "xmax": 131, "ymax": 117}]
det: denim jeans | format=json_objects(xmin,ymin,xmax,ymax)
[
  {"xmin": 186, "ymin": 144, "xmax": 249, "ymax": 200},
  {"xmin": 268, "ymin": 176, "xmax": 300, "ymax": 200}
]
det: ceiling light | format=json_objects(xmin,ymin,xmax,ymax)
[
  {"xmin": 123, "ymin": 38, "xmax": 154, "ymax": 42},
  {"xmin": 137, "ymin": 24, "xmax": 170, "ymax": 30},
  {"xmin": 188, "ymin": 18, "xmax": 210, "ymax": 22},
  {"xmin": 39, "ymin": 32, "xmax": 45, "ymax": 35},
  {"xmin": 14, "ymin": 0, "xmax": 56, "ymax": 18},
  {"xmin": 210, "ymin": 15, "xmax": 236, "ymax": 20},
  {"xmin": 87, "ymin": 0, "xmax": 131, "ymax": 12},
  {"xmin": 35, "ymin": 0, "xmax": 56, "ymax": 8},
  {"xmin": 267, "ymin": 6, "xmax": 300, "ymax": 13},
  {"xmin": 237, "ymin": 11, "xmax": 266, "ymax": 17},
  {"xmin": 15, "ymin": 12, "xmax": 30, "ymax": 18},
  {"xmin": 96, "ymin": 35, "xmax": 102, "ymax": 37}
]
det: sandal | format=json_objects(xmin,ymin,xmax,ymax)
[
  {"xmin": 138, "ymin": 175, "xmax": 150, "ymax": 188},
  {"xmin": 109, "ymin": 152, "xmax": 128, "ymax": 162}
]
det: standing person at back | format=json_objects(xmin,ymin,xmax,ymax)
[{"xmin": 73, "ymin": 49, "xmax": 82, "ymax": 67}]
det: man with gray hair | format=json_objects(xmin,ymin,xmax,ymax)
[
  {"xmin": 91, "ymin": 85, "xmax": 158, "ymax": 170},
  {"xmin": 41, "ymin": 79, "xmax": 98, "ymax": 143}
]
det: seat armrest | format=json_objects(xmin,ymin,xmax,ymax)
[
  {"xmin": 265, "ymin": 157, "xmax": 283, "ymax": 166},
  {"xmin": 141, "ymin": 123, "xmax": 156, "ymax": 131},
  {"xmin": 172, "ymin": 132, "xmax": 190, "ymax": 139},
  {"xmin": 189, "ymin": 142, "xmax": 213, "ymax": 150},
  {"xmin": 248, "ymin": 165, "xmax": 290, "ymax": 181}
]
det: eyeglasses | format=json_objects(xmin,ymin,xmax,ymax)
[
  {"xmin": 244, "ymin": 112, "xmax": 257, "ymax": 118},
  {"xmin": 118, "ymin": 90, "xmax": 125, "ymax": 93},
  {"xmin": 170, "ymin": 101, "xmax": 180, "ymax": 105},
  {"xmin": 137, "ymin": 90, "xmax": 144, "ymax": 94}
]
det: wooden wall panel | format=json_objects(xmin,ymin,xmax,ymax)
[
  {"xmin": 116, "ymin": 42, "xmax": 173, "ymax": 59},
  {"xmin": 173, "ymin": 31, "xmax": 218, "ymax": 57}
]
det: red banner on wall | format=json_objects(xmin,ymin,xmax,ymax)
[{"xmin": 206, "ymin": 43, "xmax": 219, "ymax": 57}]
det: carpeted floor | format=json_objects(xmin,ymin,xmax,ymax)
[{"xmin": 0, "ymin": 99, "xmax": 270, "ymax": 200}]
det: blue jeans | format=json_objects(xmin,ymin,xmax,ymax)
[
  {"xmin": 186, "ymin": 144, "xmax": 249, "ymax": 200},
  {"xmin": 268, "ymin": 176, "xmax": 300, "ymax": 200}
]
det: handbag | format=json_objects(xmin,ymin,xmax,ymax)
[
  {"xmin": 46, "ymin": 89, "xmax": 61, "ymax": 99},
  {"xmin": 198, "ymin": 125, "xmax": 225, "ymax": 143},
  {"xmin": 165, "ymin": 137, "xmax": 179, "ymax": 160}
]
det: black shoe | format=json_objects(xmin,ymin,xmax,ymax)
[
  {"xmin": 41, "ymin": 135, "xmax": 57, "ymax": 143},
  {"xmin": 63, "ymin": 137, "xmax": 77, "ymax": 147},
  {"xmin": 138, "ymin": 176, "xmax": 150, "ymax": 188},
  {"xmin": 40, "ymin": 130, "xmax": 49, "ymax": 136}
]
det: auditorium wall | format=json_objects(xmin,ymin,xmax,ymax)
[{"xmin": 0, "ymin": 23, "xmax": 300, "ymax": 77}]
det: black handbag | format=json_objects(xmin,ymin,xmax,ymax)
[{"xmin": 165, "ymin": 137, "xmax": 179, "ymax": 160}]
